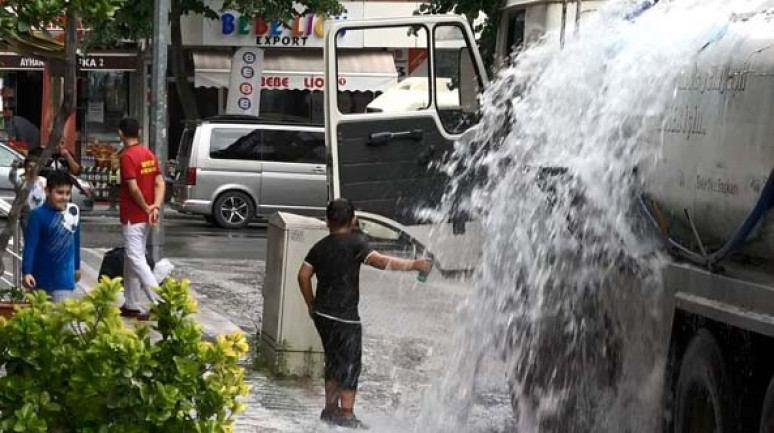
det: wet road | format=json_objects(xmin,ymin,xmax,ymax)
[{"xmin": 80, "ymin": 215, "xmax": 269, "ymax": 260}]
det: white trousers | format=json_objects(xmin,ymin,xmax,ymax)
[{"xmin": 122, "ymin": 222, "xmax": 160, "ymax": 312}]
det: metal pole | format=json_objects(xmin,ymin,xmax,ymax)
[
  {"xmin": 149, "ymin": 0, "xmax": 169, "ymax": 263},
  {"xmin": 575, "ymin": 0, "xmax": 582, "ymax": 35},
  {"xmin": 560, "ymin": 0, "xmax": 568, "ymax": 48},
  {"xmin": 12, "ymin": 220, "xmax": 20, "ymax": 289}
]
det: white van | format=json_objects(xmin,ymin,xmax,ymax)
[{"xmin": 171, "ymin": 116, "xmax": 327, "ymax": 229}]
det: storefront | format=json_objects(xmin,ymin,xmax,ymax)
[
  {"xmin": 168, "ymin": 0, "xmax": 431, "ymax": 159},
  {"xmin": 0, "ymin": 51, "xmax": 139, "ymax": 153},
  {"xmin": 0, "ymin": 53, "xmax": 46, "ymax": 152},
  {"xmin": 0, "ymin": 51, "xmax": 140, "ymax": 199},
  {"xmin": 191, "ymin": 48, "xmax": 398, "ymax": 123}
]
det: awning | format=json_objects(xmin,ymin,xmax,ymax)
[{"xmin": 193, "ymin": 50, "xmax": 398, "ymax": 92}]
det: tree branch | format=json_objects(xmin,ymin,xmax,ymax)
[{"xmin": 0, "ymin": 6, "xmax": 78, "ymax": 279}]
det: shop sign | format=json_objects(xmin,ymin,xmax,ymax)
[
  {"xmin": 259, "ymin": 74, "xmax": 397, "ymax": 92},
  {"xmin": 203, "ymin": 2, "xmax": 364, "ymax": 48},
  {"xmin": 0, "ymin": 53, "xmax": 136, "ymax": 71},
  {"xmin": 78, "ymin": 55, "xmax": 136, "ymax": 71},
  {"xmin": 227, "ymin": 47, "xmax": 264, "ymax": 116},
  {"xmin": 261, "ymin": 75, "xmax": 346, "ymax": 90}
]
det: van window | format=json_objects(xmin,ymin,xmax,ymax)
[
  {"xmin": 261, "ymin": 130, "xmax": 325, "ymax": 164},
  {"xmin": 177, "ymin": 126, "xmax": 195, "ymax": 165},
  {"xmin": 209, "ymin": 128, "xmax": 261, "ymax": 161}
]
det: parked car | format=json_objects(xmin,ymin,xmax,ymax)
[
  {"xmin": 0, "ymin": 141, "xmax": 94, "ymax": 212},
  {"xmin": 171, "ymin": 115, "xmax": 327, "ymax": 229}
]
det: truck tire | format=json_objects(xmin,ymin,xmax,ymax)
[
  {"xmin": 213, "ymin": 191, "xmax": 254, "ymax": 229},
  {"xmin": 674, "ymin": 331, "xmax": 737, "ymax": 433},
  {"xmin": 759, "ymin": 376, "xmax": 774, "ymax": 432}
]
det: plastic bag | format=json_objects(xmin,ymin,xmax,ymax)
[{"xmin": 153, "ymin": 258, "xmax": 175, "ymax": 283}]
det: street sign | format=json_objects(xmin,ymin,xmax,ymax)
[{"xmin": 227, "ymin": 47, "xmax": 264, "ymax": 116}]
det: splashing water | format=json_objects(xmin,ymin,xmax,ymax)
[{"xmin": 415, "ymin": 1, "xmax": 773, "ymax": 432}]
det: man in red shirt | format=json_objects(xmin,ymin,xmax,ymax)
[{"xmin": 117, "ymin": 117, "xmax": 165, "ymax": 320}]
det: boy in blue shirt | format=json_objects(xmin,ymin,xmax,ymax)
[{"xmin": 22, "ymin": 170, "xmax": 81, "ymax": 302}]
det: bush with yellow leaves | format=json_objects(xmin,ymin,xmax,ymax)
[{"xmin": 0, "ymin": 277, "xmax": 250, "ymax": 432}]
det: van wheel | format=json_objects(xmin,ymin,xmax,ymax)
[
  {"xmin": 213, "ymin": 191, "xmax": 254, "ymax": 229},
  {"xmin": 759, "ymin": 376, "xmax": 774, "ymax": 432},
  {"xmin": 674, "ymin": 331, "xmax": 737, "ymax": 433}
]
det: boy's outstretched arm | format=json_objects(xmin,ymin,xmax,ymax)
[
  {"xmin": 366, "ymin": 252, "xmax": 432, "ymax": 272},
  {"xmin": 298, "ymin": 263, "xmax": 315, "ymax": 316}
]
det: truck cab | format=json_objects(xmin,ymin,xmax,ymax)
[
  {"xmin": 324, "ymin": 16, "xmax": 488, "ymax": 271},
  {"xmin": 495, "ymin": 0, "xmax": 607, "ymax": 61}
]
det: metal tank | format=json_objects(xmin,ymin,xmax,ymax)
[{"xmin": 643, "ymin": 13, "xmax": 774, "ymax": 266}]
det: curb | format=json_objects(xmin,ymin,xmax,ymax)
[{"xmin": 80, "ymin": 248, "xmax": 242, "ymax": 341}]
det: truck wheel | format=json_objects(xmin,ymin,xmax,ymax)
[
  {"xmin": 213, "ymin": 191, "xmax": 254, "ymax": 229},
  {"xmin": 674, "ymin": 331, "xmax": 737, "ymax": 433},
  {"xmin": 759, "ymin": 376, "xmax": 774, "ymax": 432}
]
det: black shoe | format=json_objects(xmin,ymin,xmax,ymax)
[
  {"xmin": 320, "ymin": 408, "xmax": 339, "ymax": 424},
  {"xmin": 120, "ymin": 306, "xmax": 141, "ymax": 318},
  {"xmin": 333, "ymin": 415, "xmax": 369, "ymax": 430},
  {"xmin": 134, "ymin": 312, "xmax": 151, "ymax": 321}
]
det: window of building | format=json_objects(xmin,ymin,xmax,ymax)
[{"xmin": 81, "ymin": 71, "xmax": 131, "ymax": 168}]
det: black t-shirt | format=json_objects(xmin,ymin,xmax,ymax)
[{"xmin": 304, "ymin": 232, "xmax": 374, "ymax": 322}]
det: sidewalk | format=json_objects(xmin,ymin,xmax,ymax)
[
  {"xmin": 78, "ymin": 247, "xmax": 241, "ymax": 342},
  {"xmin": 170, "ymin": 258, "xmax": 515, "ymax": 433}
]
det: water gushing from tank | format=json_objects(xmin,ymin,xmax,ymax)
[{"xmin": 415, "ymin": 1, "xmax": 770, "ymax": 431}]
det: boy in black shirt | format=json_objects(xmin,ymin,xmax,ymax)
[{"xmin": 298, "ymin": 198, "xmax": 432, "ymax": 429}]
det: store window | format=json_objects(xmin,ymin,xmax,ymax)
[{"xmin": 82, "ymin": 71, "xmax": 131, "ymax": 168}]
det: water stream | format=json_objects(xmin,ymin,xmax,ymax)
[{"xmin": 415, "ymin": 1, "xmax": 773, "ymax": 431}]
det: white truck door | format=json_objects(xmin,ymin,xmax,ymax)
[{"xmin": 324, "ymin": 16, "xmax": 488, "ymax": 230}]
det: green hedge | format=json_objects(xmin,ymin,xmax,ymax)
[{"xmin": 0, "ymin": 277, "xmax": 250, "ymax": 432}]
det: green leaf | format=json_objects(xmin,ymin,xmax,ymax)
[{"xmin": 0, "ymin": 276, "xmax": 248, "ymax": 430}]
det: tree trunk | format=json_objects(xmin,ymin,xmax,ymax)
[
  {"xmin": 0, "ymin": 8, "xmax": 79, "ymax": 279},
  {"xmin": 170, "ymin": 0, "xmax": 199, "ymax": 121}
]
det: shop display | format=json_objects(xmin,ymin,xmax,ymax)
[{"xmin": 83, "ymin": 140, "xmax": 121, "ymax": 201}]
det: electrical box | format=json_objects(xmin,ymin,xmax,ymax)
[{"xmin": 261, "ymin": 212, "xmax": 327, "ymax": 377}]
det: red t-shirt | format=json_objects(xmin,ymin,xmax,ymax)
[{"xmin": 119, "ymin": 144, "xmax": 160, "ymax": 224}]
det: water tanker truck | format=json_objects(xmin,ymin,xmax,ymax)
[{"xmin": 320, "ymin": 1, "xmax": 774, "ymax": 432}]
